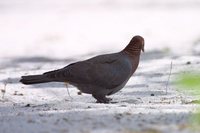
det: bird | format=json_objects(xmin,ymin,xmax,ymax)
[{"xmin": 20, "ymin": 35, "xmax": 145, "ymax": 103}]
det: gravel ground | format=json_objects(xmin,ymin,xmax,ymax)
[{"xmin": 0, "ymin": 52, "xmax": 200, "ymax": 133}]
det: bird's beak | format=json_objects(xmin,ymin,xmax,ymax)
[{"xmin": 142, "ymin": 46, "xmax": 144, "ymax": 52}]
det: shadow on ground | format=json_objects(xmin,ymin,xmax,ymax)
[{"xmin": 0, "ymin": 50, "xmax": 170, "ymax": 70}]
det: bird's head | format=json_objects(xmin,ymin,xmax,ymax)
[
  {"xmin": 129, "ymin": 35, "xmax": 145, "ymax": 52},
  {"xmin": 124, "ymin": 35, "xmax": 145, "ymax": 55}
]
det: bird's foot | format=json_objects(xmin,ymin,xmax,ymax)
[
  {"xmin": 96, "ymin": 97, "xmax": 111, "ymax": 104},
  {"xmin": 92, "ymin": 94, "xmax": 112, "ymax": 104}
]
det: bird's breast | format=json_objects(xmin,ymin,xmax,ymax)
[{"xmin": 107, "ymin": 76, "xmax": 131, "ymax": 95}]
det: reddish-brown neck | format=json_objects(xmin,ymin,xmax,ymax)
[
  {"xmin": 122, "ymin": 44, "xmax": 141, "ymax": 74},
  {"xmin": 123, "ymin": 45, "xmax": 142, "ymax": 57}
]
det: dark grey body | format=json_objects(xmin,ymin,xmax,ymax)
[
  {"xmin": 20, "ymin": 52, "xmax": 139, "ymax": 102},
  {"xmin": 20, "ymin": 35, "xmax": 144, "ymax": 103}
]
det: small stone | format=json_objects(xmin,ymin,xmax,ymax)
[
  {"xmin": 186, "ymin": 61, "xmax": 191, "ymax": 65},
  {"xmin": 13, "ymin": 91, "xmax": 17, "ymax": 95},
  {"xmin": 1, "ymin": 89, "xmax": 5, "ymax": 93},
  {"xmin": 25, "ymin": 104, "xmax": 30, "ymax": 107},
  {"xmin": 53, "ymin": 108, "xmax": 58, "ymax": 110},
  {"xmin": 77, "ymin": 91, "xmax": 82, "ymax": 95},
  {"xmin": 13, "ymin": 91, "xmax": 23, "ymax": 96},
  {"xmin": 150, "ymin": 93, "xmax": 155, "ymax": 96}
]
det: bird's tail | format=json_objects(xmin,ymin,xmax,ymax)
[{"xmin": 20, "ymin": 74, "xmax": 52, "ymax": 85}]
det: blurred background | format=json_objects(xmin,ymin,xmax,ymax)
[
  {"xmin": 1, "ymin": 1, "xmax": 200, "ymax": 132},
  {"xmin": 1, "ymin": 0, "xmax": 200, "ymax": 58}
]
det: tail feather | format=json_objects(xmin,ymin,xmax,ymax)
[{"xmin": 20, "ymin": 74, "xmax": 52, "ymax": 85}]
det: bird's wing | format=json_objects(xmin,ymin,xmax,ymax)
[
  {"xmin": 45, "ymin": 53, "xmax": 131, "ymax": 89},
  {"xmin": 87, "ymin": 57, "xmax": 132, "ymax": 89}
]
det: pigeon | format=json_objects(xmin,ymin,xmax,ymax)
[{"xmin": 20, "ymin": 35, "xmax": 145, "ymax": 103}]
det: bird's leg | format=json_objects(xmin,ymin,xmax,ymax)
[
  {"xmin": 64, "ymin": 82, "xmax": 72, "ymax": 99},
  {"xmin": 92, "ymin": 94, "xmax": 112, "ymax": 103}
]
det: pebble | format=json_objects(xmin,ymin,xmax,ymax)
[{"xmin": 151, "ymin": 94, "xmax": 155, "ymax": 96}]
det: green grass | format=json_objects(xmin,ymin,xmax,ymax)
[
  {"xmin": 176, "ymin": 71, "xmax": 200, "ymax": 130},
  {"xmin": 176, "ymin": 72, "xmax": 200, "ymax": 95}
]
